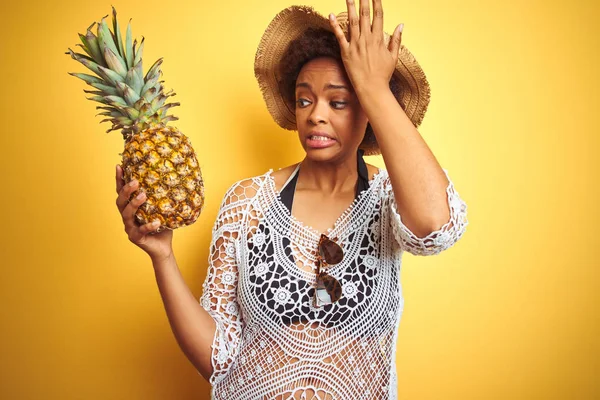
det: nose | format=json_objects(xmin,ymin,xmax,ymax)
[{"xmin": 308, "ymin": 99, "xmax": 329, "ymax": 125}]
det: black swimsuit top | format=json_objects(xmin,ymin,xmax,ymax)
[{"xmin": 262, "ymin": 149, "xmax": 371, "ymax": 326}]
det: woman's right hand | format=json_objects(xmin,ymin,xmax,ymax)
[{"xmin": 115, "ymin": 164, "xmax": 174, "ymax": 262}]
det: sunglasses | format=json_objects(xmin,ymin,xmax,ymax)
[{"xmin": 313, "ymin": 233, "xmax": 344, "ymax": 307}]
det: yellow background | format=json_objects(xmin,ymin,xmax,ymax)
[{"xmin": 1, "ymin": 0, "xmax": 598, "ymax": 398}]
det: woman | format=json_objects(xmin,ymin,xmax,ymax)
[{"xmin": 116, "ymin": 1, "xmax": 468, "ymax": 399}]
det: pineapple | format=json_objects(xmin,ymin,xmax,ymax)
[{"xmin": 65, "ymin": 6, "xmax": 205, "ymax": 233}]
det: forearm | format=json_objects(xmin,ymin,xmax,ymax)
[
  {"xmin": 357, "ymin": 85, "xmax": 451, "ymax": 237},
  {"xmin": 151, "ymin": 253, "xmax": 216, "ymax": 382}
]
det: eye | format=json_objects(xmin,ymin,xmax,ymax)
[
  {"xmin": 331, "ymin": 101, "xmax": 347, "ymax": 109},
  {"xmin": 296, "ymin": 98, "xmax": 310, "ymax": 108}
]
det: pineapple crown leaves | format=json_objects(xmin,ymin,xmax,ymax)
[{"xmin": 65, "ymin": 5, "xmax": 180, "ymax": 140}]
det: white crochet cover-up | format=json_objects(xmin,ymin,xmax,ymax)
[{"xmin": 199, "ymin": 167, "xmax": 468, "ymax": 399}]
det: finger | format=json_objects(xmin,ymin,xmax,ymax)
[
  {"xmin": 346, "ymin": 0, "xmax": 360, "ymax": 41},
  {"xmin": 127, "ymin": 220, "xmax": 154, "ymax": 244},
  {"xmin": 329, "ymin": 14, "xmax": 349, "ymax": 50},
  {"xmin": 116, "ymin": 164, "xmax": 126, "ymax": 194},
  {"xmin": 359, "ymin": 0, "xmax": 371, "ymax": 37},
  {"xmin": 116, "ymin": 178, "xmax": 139, "ymax": 214},
  {"xmin": 122, "ymin": 189, "xmax": 147, "ymax": 230},
  {"xmin": 136, "ymin": 219, "xmax": 162, "ymax": 239},
  {"xmin": 371, "ymin": 0, "xmax": 383, "ymax": 35},
  {"xmin": 389, "ymin": 24, "xmax": 403, "ymax": 61}
]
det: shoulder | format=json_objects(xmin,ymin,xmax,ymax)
[
  {"xmin": 366, "ymin": 163, "xmax": 383, "ymax": 181},
  {"xmin": 270, "ymin": 162, "xmax": 383, "ymax": 192},
  {"xmin": 270, "ymin": 163, "xmax": 300, "ymax": 192},
  {"xmin": 219, "ymin": 173, "xmax": 268, "ymax": 207}
]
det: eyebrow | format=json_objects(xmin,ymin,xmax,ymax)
[{"xmin": 296, "ymin": 82, "xmax": 350, "ymax": 91}]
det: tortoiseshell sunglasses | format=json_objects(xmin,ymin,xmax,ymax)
[{"xmin": 313, "ymin": 233, "xmax": 344, "ymax": 307}]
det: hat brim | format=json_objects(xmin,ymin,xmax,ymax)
[{"xmin": 254, "ymin": 5, "xmax": 431, "ymax": 155}]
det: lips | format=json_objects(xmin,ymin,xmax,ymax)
[
  {"xmin": 306, "ymin": 133, "xmax": 337, "ymax": 149},
  {"xmin": 308, "ymin": 131, "xmax": 335, "ymax": 140}
]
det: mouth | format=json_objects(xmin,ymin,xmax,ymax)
[
  {"xmin": 306, "ymin": 132, "xmax": 337, "ymax": 148},
  {"xmin": 307, "ymin": 132, "xmax": 336, "ymax": 141}
]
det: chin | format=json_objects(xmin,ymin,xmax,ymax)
[{"xmin": 303, "ymin": 146, "xmax": 348, "ymax": 163}]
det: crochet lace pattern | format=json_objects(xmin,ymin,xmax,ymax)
[{"xmin": 199, "ymin": 167, "xmax": 468, "ymax": 399}]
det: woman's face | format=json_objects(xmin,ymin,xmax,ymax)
[{"xmin": 294, "ymin": 56, "xmax": 368, "ymax": 161}]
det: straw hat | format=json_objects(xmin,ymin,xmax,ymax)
[{"xmin": 254, "ymin": 5, "xmax": 431, "ymax": 156}]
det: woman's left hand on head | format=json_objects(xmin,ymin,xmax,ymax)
[{"xmin": 329, "ymin": 0, "xmax": 403, "ymax": 92}]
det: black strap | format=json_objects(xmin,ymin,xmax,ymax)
[{"xmin": 280, "ymin": 149, "xmax": 369, "ymax": 213}]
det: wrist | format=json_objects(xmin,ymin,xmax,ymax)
[
  {"xmin": 354, "ymin": 83, "xmax": 398, "ymax": 116},
  {"xmin": 150, "ymin": 250, "xmax": 175, "ymax": 266},
  {"xmin": 354, "ymin": 80, "xmax": 390, "ymax": 97}
]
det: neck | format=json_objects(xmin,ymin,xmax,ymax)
[{"xmin": 297, "ymin": 152, "xmax": 359, "ymax": 195}]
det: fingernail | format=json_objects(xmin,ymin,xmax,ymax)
[
  {"xmin": 329, "ymin": 13, "xmax": 335, "ymax": 21},
  {"xmin": 399, "ymin": 23, "xmax": 404, "ymax": 33},
  {"xmin": 129, "ymin": 179, "xmax": 137, "ymax": 187},
  {"xmin": 152, "ymin": 220, "xmax": 160, "ymax": 226},
  {"xmin": 136, "ymin": 192, "xmax": 145, "ymax": 199}
]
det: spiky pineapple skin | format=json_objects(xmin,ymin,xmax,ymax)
[
  {"xmin": 121, "ymin": 124, "xmax": 204, "ymax": 232},
  {"xmin": 66, "ymin": 7, "xmax": 206, "ymax": 231}
]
